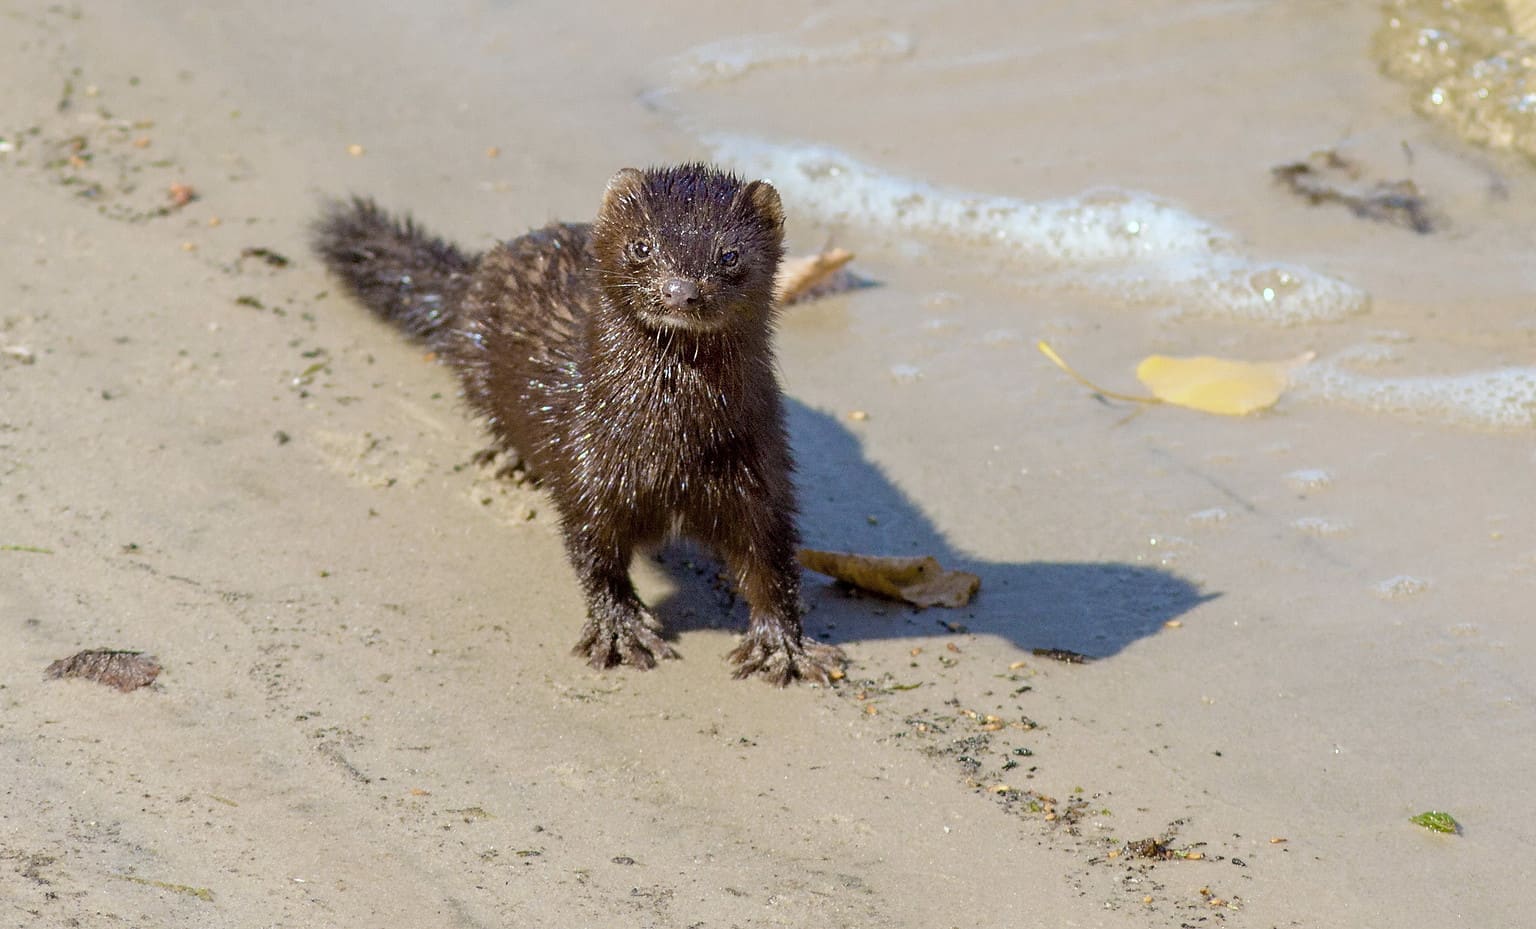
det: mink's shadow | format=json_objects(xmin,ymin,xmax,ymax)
[{"xmin": 651, "ymin": 401, "xmax": 1216, "ymax": 658}]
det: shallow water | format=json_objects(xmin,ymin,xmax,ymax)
[{"xmin": 1376, "ymin": 0, "xmax": 1536, "ymax": 164}]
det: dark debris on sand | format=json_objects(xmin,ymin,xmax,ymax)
[
  {"xmin": 1273, "ymin": 149, "xmax": 1434, "ymax": 234},
  {"xmin": 45, "ymin": 649, "xmax": 162, "ymax": 692}
]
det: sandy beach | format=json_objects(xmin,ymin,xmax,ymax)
[{"xmin": 3, "ymin": 2, "xmax": 1534, "ymax": 926}]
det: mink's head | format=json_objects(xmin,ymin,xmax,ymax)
[{"xmin": 592, "ymin": 163, "xmax": 784, "ymax": 334}]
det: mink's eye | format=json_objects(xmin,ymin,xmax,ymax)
[
  {"xmin": 718, "ymin": 248, "xmax": 739, "ymax": 268},
  {"xmin": 629, "ymin": 240, "xmax": 652, "ymax": 261}
]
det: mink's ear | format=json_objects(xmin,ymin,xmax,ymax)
[
  {"xmin": 601, "ymin": 168, "xmax": 646, "ymax": 215},
  {"xmin": 735, "ymin": 179, "xmax": 784, "ymax": 229}
]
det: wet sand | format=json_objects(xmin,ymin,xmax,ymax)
[{"xmin": 3, "ymin": 2, "xmax": 1533, "ymax": 926}]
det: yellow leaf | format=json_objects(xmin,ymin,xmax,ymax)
[
  {"xmin": 797, "ymin": 549, "xmax": 980, "ymax": 608},
  {"xmin": 1038, "ymin": 340, "xmax": 1312, "ymax": 416},
  {"xmin": 1135, "ymin": 353, "xmax": 1314, "ymax": 415},
  {"xmin": 1036, "ymin": 341, "xmax": 1159, "ymax": 405}
]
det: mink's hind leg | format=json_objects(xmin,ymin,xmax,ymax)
[{"xmin": 565, "ymin": 528, "xmax": 678, "ymax": 670}]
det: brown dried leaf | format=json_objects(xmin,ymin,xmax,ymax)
[
  {"xmin": 46, "ymin": 649, "xmax": 161, "ymax": 692},
  {"xmin": 775, "ymin": 248, "xmax": 856, "ymax": 305},
  {"xmin": 797, "ymin": 549, "xmax": 980, "ymax": 608},
  {"xmin": 1031, "ymin": 647, "xmax": 1093, "ymax": 664}
]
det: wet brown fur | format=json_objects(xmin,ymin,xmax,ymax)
[{"xmin": 313, "ymin": 164, "xmax": 842, "ymax": 684}]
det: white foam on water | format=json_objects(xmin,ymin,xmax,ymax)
[
  {"xmin": 1375, "ymin": 574, "xmax": 1432, "ymax": 600},
  {"xmin": 1330, "ymin": 342, "xmax": 1403, "ymax": 366},
  {"xmin": 1283, "ymin": 468, "xmax": 1334, "ymax": 491},
  {"xmin": 671, "ymin": 31, "xmax": 914, "ymax": 86},
  {"xmin": 705, "ymin": 134, "xmax": 1370, "ymax": 325},
  {"xmin": 1186, "ymin": 507, "xmax": 1231, "ymax": 527},
  {"xmin": 1295, "ymin": 362, "xmax": 1536, "ymax": 429},
  {"xmin": 1292, "ymin": 516, "xmax": 1352, "ymax": 536},
  {"xmin": 1082, "ymin": 255, "xmax": 1370, "ymax": 325}
]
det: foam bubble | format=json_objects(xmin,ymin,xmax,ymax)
[
  {"xmin": 1085, "ymin": 255, "xmax": 1370, "ymax": 325},
  {"xmin": 1186, "ymin": 507, "xmax": 1230, "ymax": 527},
  {"xmin": 1284, "ymin": 468, "xmax": 1334, "ymax": 492},
  {"xmin": 1144, "ymin": 534, "xmax": 1193, "ymax": 567},
  {"xmin": 1330, "ymin": 342, "xmax": 1403, "ymax": 366},
  {"xmin": 706, "ymin": 135, "xmax": 1368, "ymax": 325},
  {"xmin": 1292, "ymin": 516, "xmax": 1352, "ymax": 536},
  {"xmin": 1375, "ymin": 574, "xmax": 1432, "ymax": 599},
  {"xmin": 1295, "ymin": 362, "xmax": 1536, "ymax": 428}
]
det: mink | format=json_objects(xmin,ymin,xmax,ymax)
[{"xmin": 313, "ymin": 164, "xmax": 844, "ymax": 685}]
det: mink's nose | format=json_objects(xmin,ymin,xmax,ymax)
[{"xmin": 661, "ymin": 278, "xmax": 701, "ymax": 310}]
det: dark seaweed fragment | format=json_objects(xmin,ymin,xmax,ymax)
[
  {"xmin": 240, "ymin": 246, "xmax": 291, "ymax": 268},
  {"xmin": 1272, "ymin": 149, "xmax": 1435, "ymax": 234}
]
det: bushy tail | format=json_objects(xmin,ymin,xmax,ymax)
[{"xmin": 312, "ymin": 197, "xmax": 477, "ymax": 347}]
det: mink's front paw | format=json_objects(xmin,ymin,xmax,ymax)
[
  {"xmin": 573, "ymin": 607, "xmax": 678, "ymax": 670},
  {"xmin": 728, "ymin": 627, "xmax": 845, "ymax": 687}
]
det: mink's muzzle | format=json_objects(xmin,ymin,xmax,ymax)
[
  {"xmin": 631, "ymin": 272, "xmax": 731, "ymax": 332},
  {"xmin": 661, "ymin": 277, "xmax": 701, "ymax": 310}
]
